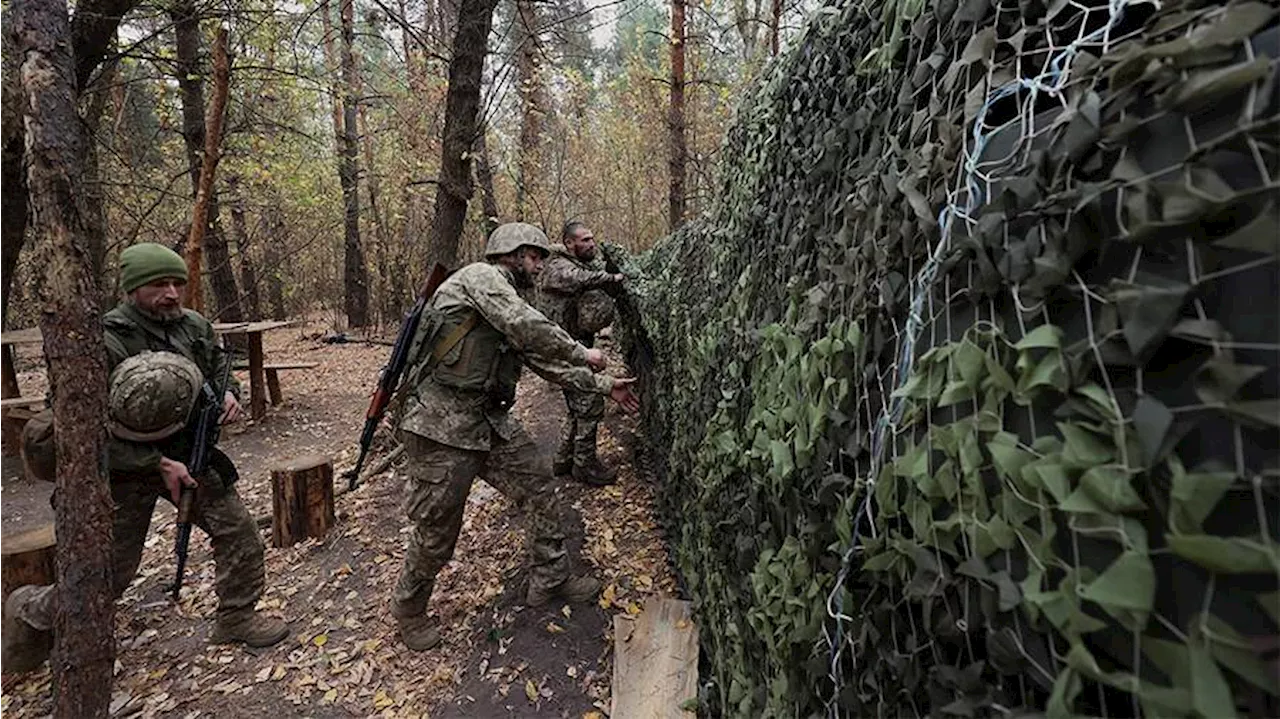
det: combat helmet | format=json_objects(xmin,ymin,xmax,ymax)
[
  {"xmin": 484, "ymin": 222, "xmax": 552, "ymax": 259},
  {"xmin": 576, "ymin": 289, "xmax": 616, "ymax": 334},
  {"xmin": 108, "ymin": 351, "xmax": 204, "ymax": 442}
]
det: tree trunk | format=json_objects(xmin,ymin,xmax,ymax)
[
  {"xmin": 228, "ymin": 176, "xmax": 261, "ymax": 321},
  {"xmin": 180, "ymin": 26, "xmax": 231, "ymax": 316},
  {"xmin": 1, "ymin": 131, "xmax": 27, "ymax": 330},
  {"xmin": 263, "ymin": 199, "xmax": 288, "ymax": 320},
  {"xmin": 82, "ymin": 57, "xmax": 117, "ymax": 307},
  {"xmin": 16, "ymin": 0, "xmax": 115, "ymax": 713},
  {"xmin": 425, "ymin": 0, "xmax": 499, "ymax": 270},
  {"xmin": 356, "ymin": 81, "xmax": 391, "ymax": 326},
  {"xmin": 769, "ymin": 0, "xmax": 781, "ymax": 56},
  {"xmin": 171, "ymin": 1, "xmax": 240, "ymax": 321},
  {"xmin": 474, "ymin": 128, "xmax": 500, "ymax": 236},
  {"xmin": 668, "ymin": 0, "xmax": 687, "ymax": 231},
  {"xmin": 339, "ymin": 0, "xmax": 369, "ymax": 328},
  {"xmin": 514, "ymin": 0, "xmax": 544, "ymax": 222}
]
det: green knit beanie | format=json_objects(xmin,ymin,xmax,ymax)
[{"xmin": 120, "ymin": 243, "xmax": 188, "ymax": 293}]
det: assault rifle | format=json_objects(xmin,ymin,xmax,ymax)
[
  {"xmin": 345, "ymin": 262, "xmax": 452, "ymax": 491},
  {"xmin": 171, "ymin": 352, "xmax": 234, "ymax": 601}
]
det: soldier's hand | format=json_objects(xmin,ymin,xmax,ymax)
[
  {"xmin": 158, "ymin": 456, "xmax": 198, "ymax": 504},
  {"xmin": 609, "ymin": 377, "xmax": 641, "ymax": 413},
  {"xmin": 585, "ymin": 348, "xmax": 607, "ymax": 371},
  {"xmin": 611, "ymin": 273, "xmax": 627, "ymax": 285},
  {"xmin": 220, "ymin": 391, "xmax": 243, "ymax": 424}
]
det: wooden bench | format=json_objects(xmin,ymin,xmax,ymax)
[
  {"xmin": 1, "ymin": 396, "xmax": 47, "ymax": 410},
  {"xmin": 233, "ymin": 361, "xmax": 319, "ymax": 406}
]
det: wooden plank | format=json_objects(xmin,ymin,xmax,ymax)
[
  {"xmin": 612, "ymin": 597, "xmax": 699, "ymax": 719},
  {"xmin": 1, "ymin": 396, "xmax": 47, "ymax": 409},
  {"xmin": 0, "ymin": 328, "xmax": 44, "ymax": 346}
]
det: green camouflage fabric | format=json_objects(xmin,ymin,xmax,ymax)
[
  {"xmin": 108, "ymin": 351, "xmax": 204, "ymax": 442},
  {"xmin": 102, "ymin": 301, "xmax": 241, "ymax": 473},
  {"xmin": 484, "ymin": 221, "xmax": 553, "ymax": 257},
  {"xmin": 604, "ymin": 0, "xmax": 1280, "ymax": 716},
  {"xmin": 393, "ymin": 430, "xmax": 569, "ymax": 617},
  {"xmin": 12, "ymin": 466, "xmax": 265, "ymax": 630},
  {"xmin": 400, "ymin": 261, "xmax": 613, "ymax": 452}
]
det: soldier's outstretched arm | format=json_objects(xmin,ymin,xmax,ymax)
[
  {"xmin": 541, "ymin": 256, "xmax": 620, "ymax": 294},
  {"xmin": 463, "ymin": 267, "xmax": 591, "ymax": 366},
  {"xmin": 525, "ymin": 353, "xmax": 616, "ymax": 396}
]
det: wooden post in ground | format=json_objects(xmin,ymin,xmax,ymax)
[
  {"xmin": 270, "ymin": 455, "xmax": 336, "ymax": 548},
  {"xmin": 1, "ymin": 523, "xmax": 57, "ymax": 600},
  {"xmin": 612, "ymin": 597, "xmax": 699, "ymax": 718}
]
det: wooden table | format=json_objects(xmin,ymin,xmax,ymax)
[
  {"xmin": 212, "ymin": 320, "xmax": 296, "ymax": 421},
  {"xmin": 1, "ymin": 329, "xmax": 46, "ymax": 455}
]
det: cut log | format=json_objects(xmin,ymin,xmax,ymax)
[
  {"xmin": 2, "ymin": 522, "xmax": 56, "ymax": 600},
  {"xmin": 612, "ymin": 597, "xmax": 699, "ymax": 718},
  {"xmin": 270, "ymin": 454, "xmax": 336, "ymax": 548}
]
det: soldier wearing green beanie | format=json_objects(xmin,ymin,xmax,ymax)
[{"xmin": 3, "ymin": 243, "xmax": 289, "ymax": 673}]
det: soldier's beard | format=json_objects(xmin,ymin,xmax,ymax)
[
  {"xmin": 132, "ymin": 300, "xmax": 184, "ymax": 323},
  {"xmin": 510, "ymin": 266, "xmax": 535, "ymax": 288}
]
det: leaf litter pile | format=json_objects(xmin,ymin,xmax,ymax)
[{"xmin": 1, "ymin": 318, "xmax": 678, "ymax": 718}]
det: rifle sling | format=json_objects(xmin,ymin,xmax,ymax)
[
  {"xmin": 394, "ymin": 309, "xmax": 481, "ymax": 405},
  {"xmin": 430, "ymin": 311, "xmax": 480, "ymax": 363}
]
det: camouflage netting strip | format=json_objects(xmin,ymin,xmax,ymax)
[{"xmin": 604, "ymin": 0, "xmax": 1280, "ymax": 715}]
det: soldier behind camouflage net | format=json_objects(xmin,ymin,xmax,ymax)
[
  {"xmin": 2, "ymin": 243, "xmax": 289, "ymax": 675},
  {"xmin": 535, "ymin": 221, "xmax": 626, "ymax": 486},
  {"xmin": 390, "ymin": 221, "xmax": 639, "ymax": 653}
]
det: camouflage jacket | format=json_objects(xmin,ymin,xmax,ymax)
[
  {"xmin": 535, "ymin": 245, "xmax": 617, "ymax": 338},
  {"xmin": 102, "ymin": 302, "xmax": 241, "ymax": 474},
  {"xmin": 401, "ymin": 262, "xmax": 614, "ymax": 451}
]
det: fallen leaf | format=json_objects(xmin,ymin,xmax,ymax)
[
  {"xmin": 584, "ymin": 712, "xmax": 605, "ymax": 719},
  {"xmin": 600, "ymin": 584, "xmax": 617, "ymax": 609},
  {"xmin": 374, "ymin": 689, "xmax": 395, "ymax": 709},
  {"xmin": 561, "ymin": 605, "xmax": 572, "ymax": 619},
  {"xmin": 567, "ymin": 666, "xmax": 579, "ymax": 678},
  {"xmin": 271, "ymin": 665, "xmax": 287, "ymax": 681},
  {"xmin": 255, "ymin": 666, "xmax": 272, "ymax": 683},
  {"xmin": 546, "ymin": 622, "xmax": 565, "ymax": 634},
  {"xmin": 313, "ymin": 633, "xmax": 328, "ymax": 647},
  {"xmin": 322, "ymin": 688, "xmax": 338, "ymax": 703},
  {"xmin": 525, "ymin": 679, "xmax": 538, "ymax": 703}
]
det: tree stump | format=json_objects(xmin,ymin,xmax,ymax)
[
  {"xmin": 270, "ymin": 454, "xmax": 335, "ymax": 548},
  {"xmin": 2, "ymin": 523, "xmax": 56, "ymax": 600}
]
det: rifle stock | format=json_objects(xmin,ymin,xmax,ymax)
[{"xmin": 347, "ymin": 262, "xmax": 452, "ymax": 490}]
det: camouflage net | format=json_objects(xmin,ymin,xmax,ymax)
[{"xmin": 603, "ymin": 0, "xmax": 1280, "ymax": 715}]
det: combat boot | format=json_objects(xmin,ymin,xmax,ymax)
[
  {"xmin": 571, "ymin": 455, "xmax": 617, "ymax": 487},
  {"xmin": 552, "ymin": 448, "xmax": 573, "ymax": 477},
  {"xmin": 210, "ymin": 610, "xmax": 289, "ymax": 648},
  {"xmin": 527, "ymin": 575, "xmax": 601, "ymax": 607},
  {"xmin": 2, "ymin": 587, "xmax": 53, "ymax": 674},
  {"xmin": 396, "ymin": 614, "xmax": 441, "ymax": 652}
]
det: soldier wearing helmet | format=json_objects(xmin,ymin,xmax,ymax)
[
  {"xmin": 3, "ymin": 243, "xmax": 288, "ymax": 675},
  {"xmin": 390, "ymin": 221, "xmax": 640, "ymax": 652},
  {"xmin": 536, "ymin": 221, "xmax": 627, "ymax": 486}
]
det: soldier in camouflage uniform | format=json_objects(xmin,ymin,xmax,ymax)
[
  {"xmin": 536, "ymin": 221, "xmax": 626, "ymax": 486},
  {"xmin": 1, "ymin": 243, "xmax": 289, "ymax": 674},
  {"xmin": 392, "ymin": 222, "xmax": 640, "ymax": 652}
]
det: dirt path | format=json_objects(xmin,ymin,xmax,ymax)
[{"xmin": 0, "ymin": 319, "xmax": 680, "ymax": 718}]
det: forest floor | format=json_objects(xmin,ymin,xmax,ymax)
[{"xmin": 0, "ymin": 315, "xmax": 680, "ymax": 718}]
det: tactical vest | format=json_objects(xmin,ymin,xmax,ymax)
[{"xmin": 407, "ymin": 305, "xmax": 523, "ymax": 411}]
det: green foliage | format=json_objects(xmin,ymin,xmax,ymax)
[{"xmin": 606, "ymin": 0, "xmax": 1280, "ymax": 715}]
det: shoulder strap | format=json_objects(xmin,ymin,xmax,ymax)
[{"xmin": 430, "ymin": 311, "xmax": 480, "ymax": 363}]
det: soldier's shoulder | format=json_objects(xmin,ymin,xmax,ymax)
[
  {"xmin": 454, "ymin": 262, "xmax": 507, "ymax": 287},
  {"xmin": 179, "ymin": 308, "xmax": 214, "ymax": 332},
  {"xmin": 102, "ymin": 305, "xmax": 136, "ymax": 332}
]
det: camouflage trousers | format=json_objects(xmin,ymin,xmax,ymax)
[
  {"xmin": 393, "ymin": 428, "xmax": 570, "ymax": 618},
  {"xmin": 554, "ymin": 386, "xmax": 605, "ymax": 470},
  {"xmin": 13, "ymin": 468, "xmax": 265, "ymax": 632}
]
